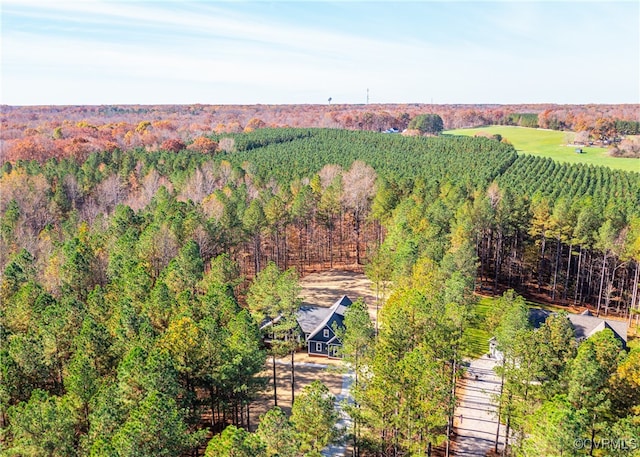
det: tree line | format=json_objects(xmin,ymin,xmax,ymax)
[
  {"xmin": 2, "ymin": 128, "xmax": 638, "ymax": 318},
  {"xmin": 4, "ymin": 104, "xmax": 639, "ymax": 163}
]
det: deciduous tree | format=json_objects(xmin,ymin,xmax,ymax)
[{"xmin": 342, "ymin": 161, "xmax": 376, "ymax": 265}]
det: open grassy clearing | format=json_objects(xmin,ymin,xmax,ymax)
[
  {"xmin": 462, "ymin": 297, "xmax": 492, "ymax": 358},
  {"xmin": 445, "ymin": 125, "xmax": 639, "ymax": 172}
]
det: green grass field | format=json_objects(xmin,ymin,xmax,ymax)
[
  {"xmin": 461, "ymin": 297, "xmax": 493, "ymax": 358},
  {"xmin": 445, "ymin": 126, "xmax": 639, "ymax": 173}
]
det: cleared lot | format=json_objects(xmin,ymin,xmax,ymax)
[
  {"xmin": 250, "ymin": 270, "xmax": 376, "ymax": 430},
  {"xmin": 299, "ymin": 269, "xmax": 380, "ymax": 327}
]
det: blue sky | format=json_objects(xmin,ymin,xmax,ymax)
[{"xmin": 2, "ymin": 1, "xmax": 638, "ymax": 105}]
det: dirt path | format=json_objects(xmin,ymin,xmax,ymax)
[
  {"xmin": 249, "ymin": 352, "xmax": 344, "ymax": 430},
  {"xmin": 454, "ymin": 355, "xmax": 506, "ymax": 456}
]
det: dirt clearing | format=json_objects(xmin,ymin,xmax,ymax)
[
  {"xmin": 299, "ymin": 269, "xmax": 380, "ymax": 327},
  {"xmin": 249, "ymin": 270, "xmax": 377, "ymax": 430}
]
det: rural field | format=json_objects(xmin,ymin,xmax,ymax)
[{"xmin": 445, "ymin": 125, "xmax": 640, "ymax": 172}]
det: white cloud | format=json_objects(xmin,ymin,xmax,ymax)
[{"xmin": 2, "ymin": 0, "xmax": 638, "ymax": 104}]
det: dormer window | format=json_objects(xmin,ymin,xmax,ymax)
[{"xmin": 323, "ymin": 329, "xmax": 330, "ymax": 338}]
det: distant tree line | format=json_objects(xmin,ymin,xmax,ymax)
[{"xmin": 3, "ymin": 104, "xmax": 639, "ymax": 163}]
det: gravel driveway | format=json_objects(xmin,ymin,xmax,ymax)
[{"xmin": 454, "ymin": 355, "xmax": 507, "ymax": 456}]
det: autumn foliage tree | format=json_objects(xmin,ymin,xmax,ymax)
[
  {"xmin": 187, "ymin": 136, "xmax": 218, "ymax": 154},
  {"xmin": 160, "ymin": 138, "xmax": 186, "ymax": 153}
]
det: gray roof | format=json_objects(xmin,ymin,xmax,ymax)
[
  {"xmin": 306, "ymin": 295, "xmax": 353, "ymax": 341},
  {"xmin": 529, "ymin": 308, "xmax": 554, "ymax": 328},
  {"xmin": 261, "ymin": 295, "xmax": 354, "ymax": 339},
  {"xmin": 331, "ymin": 295, "xmax": 353, "ymax": 317},
  {"xmin": 296, "ymin": 305, "xmax": 332, "ymax": 334},
  {"xmin": 528, "ymin": 308, "xmax": 628, "ymax": 345},
  {"xmin": 567, "ymin": 314, "xmax": 627, "ymax": 343}
]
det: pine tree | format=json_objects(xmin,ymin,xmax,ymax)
[
  {"xmin": 7, "ymin": 389, "xmax": 76, "ymax": 457},
  {"xmin": 291, "ymin": 380, "xmax": 339, "ymax": 454},
  {"xmin": 256, "ymin": 406, "xmax": 299, "ymax": 457},
  {"xmin": 204, "ymin": 425, "xmax": 266, "ymax": 457},
  {"xmin": 247, "ymin": 262, "xmax": 301, "ymax": 406}
]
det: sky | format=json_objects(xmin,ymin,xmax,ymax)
[{"xmin": 1, "ymin": 0, "xmax": 639, "ymax": 105}]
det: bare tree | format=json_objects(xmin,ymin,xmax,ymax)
[
  {"xmin": 95, "ymin": 174, "xmax": 126, "ymax": 214},
  {"xmin": 126, "ymin": 169, "xmax": 172, "ymax": 211},
  {"xmin": 179, "ymin": 165, "xmax": 217, "ymax": 203},
  {"xmin": 342, "ymin": 161, "xmax": 376, "ymax": 265},
  {"xmin": 218, "ymin": 137, "xmax": 236, "ymax": 153},
  {"xmin": 62, "ymin": 174, "xmax": 82, "ymax": 209},
  {"xmin": 318, "ymin": 164, "xmax": 343, "ymax": 189}
]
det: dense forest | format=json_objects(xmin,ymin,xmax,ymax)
[{"xmin": 1, "ymin": 127, "xmax": 639, "ymax": 456}]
